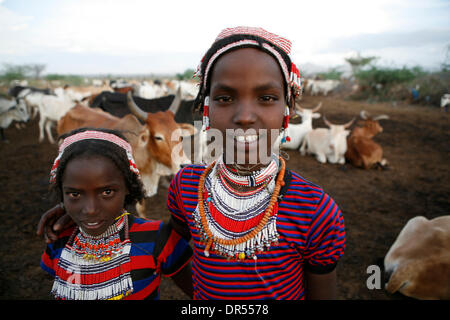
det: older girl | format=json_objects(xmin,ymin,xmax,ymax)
[{"xmin": 167, "ymin": 26, "xmax": 345, "ymax": 299}]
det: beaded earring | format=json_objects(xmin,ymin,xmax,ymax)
[
  {"xmin": 281, "ymin": 105, "xmax": 291, "ymax": 143},
  {"xmin": 202, "ymin": 96, "xmax": 210, "ymax": 131}
]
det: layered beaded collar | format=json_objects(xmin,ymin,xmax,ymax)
[
  {"xmin": 194, "ymin": 156, "xmax": 286, "ymax": 261},
  {"xmin": 217, "ymin": 155, "xmax": 279, "ymax": 188}
]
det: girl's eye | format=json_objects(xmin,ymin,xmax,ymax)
[
  {"xmin": 214, "ymin": 96, "xmax": 233, "ymax": 103},
  {"xmin": 102, "ymin": 189, "xmax": 115, "ymax": 197},
  {"xmin": 260, "ymin": 95, "xmax": 278, "ymax": 102},
  {"xmin": 67, "ymin": 192, "xmax": 80, "ymax": 199}
]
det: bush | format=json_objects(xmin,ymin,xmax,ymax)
[
  {"xmin": 351, "ymin": 65, "xmax": 433, "ymax": 103},
  {"xmin": 316, "ymin": 67, "xmax": 343, "ymax": 80},
  {"xmin": 45, "ymin": 74, "xmax": 84, "ymax": 86}
]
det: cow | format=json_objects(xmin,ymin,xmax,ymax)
[
  {"xmin": 307, "ymin": 79, "xmax": 340, "ymax": 96},
  {"xmin": 7, "ymin": 85, "xmax": 53, "ymax": 98},
  {"xmin": 90, "ymin": 90, "xmax": 201, "ymax": 124},
  {"xmin": 274, "ymin": 102, "xmax": 322, "ymax": 151},
  {"xmin": 300, "ymin": 116, "xmax": 354, "ymax": 164},
  {"xmin": 384, "ymin": 215, "xmax": 450, "ymax": 300},
  {"xmin": 133, "ymin": 81, "xmax": 168, "ymax": 99},
  {"xmin": 90, "ymin": 90, "xmax": 204, "ymax": 163},
  {"xmin": 441, "ymin": 93, "xmax": 450, "ymax": 112},
  {"xmin": 345, "ymin": 110, "xmax": 389, "ymax": 169},
  {"xmin": 0, "ymin": 97, "xmax": 29, "ymax": 141},
  {"xmin": 57, "ymin": 89, "xmax": 196, "ymax": 217},
  {"xmin": 17, "ymin": 89, "xmax": 77, "ymax": 143}
]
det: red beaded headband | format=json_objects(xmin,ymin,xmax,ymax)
[
  {"xmin": 197, "ymin": 26, "xmax": 302, "ymax": 100},
  {"xmin": 49, "ymin": 130, "xmax": 140, "ymax": 183}
]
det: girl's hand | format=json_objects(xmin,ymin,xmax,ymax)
[{"xmin": 36, "ymin": 204, "xmax": 74, "ymax": 243}]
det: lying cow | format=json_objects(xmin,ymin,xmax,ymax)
[
  {"xmin": 300, "ymin": 116, "xmax": 354, "ymax": 164},
  {"xmin": 384, "ymin": 215, "xmax": 450, "ymax": 299},
  {"xmin": 345, "ymin": 110, "xmax": 389, "ymax": 169},
  {"xmin": 57, "ymin": 89, "xmax": 195, "ymax": 217}
]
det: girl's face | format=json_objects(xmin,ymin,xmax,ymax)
[
  {"xmin": 208, "ymin": 47, "xmax": 290, "ymax": 168},
  {"xmin": 62, "ymin": 155, "xmax": 129, "ymax": 236}
]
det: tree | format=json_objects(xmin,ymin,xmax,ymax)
[
  {"xmin": 29, "ymin": 64, "xmax": 46, "ymax": 79},
  {"xmin": 345, "ymin": 52, "xmax": 378, "ymax": 76}
]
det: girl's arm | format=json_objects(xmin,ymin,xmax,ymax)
[
  {"xmin": 169, "ymin": 216, "xmax": 191, "ymax": 241},
  {"xmin": 171, "ymin": 261, "xmax": 193, "ymax": 299},
  {"xmin": 305, "ymin": 269, "xmax": 337, "ymax": 300}
]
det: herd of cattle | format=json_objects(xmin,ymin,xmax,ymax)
[{"xmin": 0, "ymin": 79, "xmax": 449, "ymax": 300}]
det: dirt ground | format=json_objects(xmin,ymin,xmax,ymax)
[{"xmin": 0, "ymin": 94, "xmax": 448, "ymax": 300}]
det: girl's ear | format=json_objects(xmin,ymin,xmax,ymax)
[{"xmin": 288, "ymin": 96, "xmax": 296, "ymax": 119}]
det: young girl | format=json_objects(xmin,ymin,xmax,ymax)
[
  {"xmin": 38, "ymin": 26, "xmax": 345, "ymax": 300},
  {"xmin": 167, "ymin": 26, "xmax": 345, "ymax": 299},
  {"xmin": 40, "ymin": 127, "xmax": 193, "ymax": 300}
]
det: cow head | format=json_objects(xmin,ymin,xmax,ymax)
[
  {"xmin": 323, "ymin": 116, "xmax": 354, "ymax": 163},
  {"xmin": 359, "ymin": 110, "xmax": 389, "ymax": 136},
  {"xmin": 127, "ymin": 90, "xmax": 195, "ymax": 176},
  {"xmin": 296, "ymin": 102, "xmax": 322, "ymax": 122}
]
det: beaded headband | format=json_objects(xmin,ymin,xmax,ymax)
[
  {"xmin": 196, "ymin": 26, "xmax": 303, "ymax": 100},
  {"xmin": 49, "ymin": 130, "xmax": 140, "ymax": 184}
]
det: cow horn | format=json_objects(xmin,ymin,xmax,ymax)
[
  {"xmin": 312, "ymin": 101, "xmax": 322, "ymax": 113},
  {"xmin": 360, "ymin": 110, "xmax": 369, "ymax": 120},
  {"xmin": 344, "ymin": 117, "xmax": 356, "ymax": 129},
  {"xmin": 168, "ymin": 87, "xmax": 182, "ymax": 115},
  {"xmin": 373, "ymin": 114, "xmax": 390, "ymax": 121},
  {"xmin": 323, "ymin": 115, "xmax": 333, "ymax": 127},
  {"xmin": 127, "ymin": 91, "xmax": 148, "ymax": 121}
]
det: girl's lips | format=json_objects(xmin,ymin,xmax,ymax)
[{"xmin": 80, "ymin": 220, "xmax": 105, "ymax": 232}]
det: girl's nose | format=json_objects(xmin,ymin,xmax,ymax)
[
  {"xmin": 82, "ymin": 197, "xmax": 98, "ymax": 215},
  {"xmin": 233, "ymin": 102, "xmax": 256, "ymax": 126}
]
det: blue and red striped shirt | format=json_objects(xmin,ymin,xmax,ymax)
[
  {"xmin": 167, "ymin": 165, "xmax": 345, "ymax": 300},
  {"xmin": 41, "ymin": 215, "xmax": 192, "ymax": 300}
]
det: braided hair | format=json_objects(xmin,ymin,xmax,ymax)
[{"xmin": 49, "ymin": 127, "xmax": 145, "ymax": 207}]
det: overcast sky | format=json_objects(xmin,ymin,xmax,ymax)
[{"xmin": 0, "ymin": 0, "xmax": 449, "ymax": 75}]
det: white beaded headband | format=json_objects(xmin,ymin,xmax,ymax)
[{"xmin": 49, "ymin": 130, "xmax": 140, "ymax": 183}]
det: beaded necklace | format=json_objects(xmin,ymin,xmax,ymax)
[
  {"xmin": 51, "ymin": 212, "xmax": 133, "ymax": 300},
  {"xmin": 194, "ymin": 157, "xmax": 286, "ymax": 261}
]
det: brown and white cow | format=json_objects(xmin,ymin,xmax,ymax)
[
  {"xmin": 384, "ymin": 215, "xmax": 450, "ymax": 299},
  {"xmin": 345, "ymin": 110, "xmax": 389, "ymax": 169},
  {"xmin": 57, "ymin": 89, "xmax": 195, "ymax": 217}
]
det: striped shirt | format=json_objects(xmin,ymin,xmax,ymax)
[
  {"xmin": 41, "ymin": 215, "xmax": 192, "ymax": 300},
  {"xmin": 167, "ymin": 165, "xmax": 345, "ymax": 300}
]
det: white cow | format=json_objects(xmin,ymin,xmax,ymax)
[
  {"xmin": 275, "ymin": 102, "xmax": 322, "ymax": 151},
  {"xmin": 18, "ymin": 89, "xmax": 76, "ymax": 143},
  {"xmin": 300, "ymin": 116, "xmax": 354, "ymax": 164},
  {"xmin": 133, "ymin": 81, "xmax": 168, "ymax": 99},
  {"xmin": 307, "ymin": 79, "xmax": 340, "ymax": 96},
  {"xmin": 441, "ymin": 93, "xmax": 450, "ymax": 112},
  {"xmin": 0, "ymin": 97, "xmax": 29, "ymax": 140},
  {"xmin": 166, "ymin": 80, "xmax": 199, "ymax": 99}
]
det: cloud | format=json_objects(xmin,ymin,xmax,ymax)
[{"xmin": 322, "ymin": 29, "xmax": 450, "ymax": 52}]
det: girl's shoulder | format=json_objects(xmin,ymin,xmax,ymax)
[
  {"xmin": 283, "ymin": 169, "xmax": 325, "ymax": 202},
  {"xmin": 128, "ymin": 215, "xmax": 163, "ymax": 234},
  {"xmin": 288, "ymin": 170, "xmax": 323, "ymax": 191}
]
